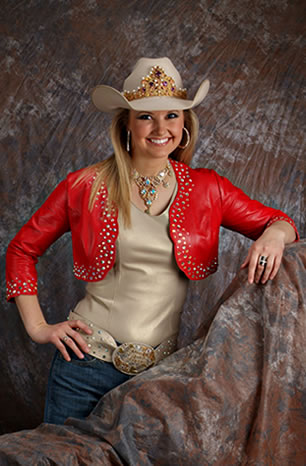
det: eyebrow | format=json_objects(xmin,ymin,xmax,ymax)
[{"xmin": 135, "ymin": 110, "xmax": 179, "ymax": 115}]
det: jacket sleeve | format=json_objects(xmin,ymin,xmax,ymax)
[
  {"xmin": 215, "ymin": 172, "xmax": 299, "ymax": 240},
  {"xmin": 6, "ymin": 178, "xmax": 70, "ymax": 302}
]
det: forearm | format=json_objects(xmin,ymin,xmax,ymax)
[
  {"xmin": 264, "ymin": 220, "xmax": 297, "ymax": 244},
  {"xmin": 15, "ymin": 295, "xmax": 47, "ymax": 339}
]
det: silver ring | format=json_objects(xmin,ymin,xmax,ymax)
[
  {"xmin": 62, "ymin": 336, "xmax": 68, "ymax": 342},
  {"xmin": 258, "ymin": 255, "xmax": 268, "ymax": 267}
]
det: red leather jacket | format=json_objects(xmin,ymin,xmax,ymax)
[{"xmin": 6, "ymin": 159, "xmax": 298, "ymax": 301}]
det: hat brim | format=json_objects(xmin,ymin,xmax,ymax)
[{"xmin": 91, "ymin": 79, "xmax": 210, "ymax": 113}]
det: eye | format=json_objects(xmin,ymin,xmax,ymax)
[
  {"xmin": 167, "ymin": 112, "xmax": 179, "ymax": 119},
  {"xmin": 137, "ymin": 114, "xmax": 152, "ymax": 120}
]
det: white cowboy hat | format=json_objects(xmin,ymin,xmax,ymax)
[{"xmin": 92, "ymin": 57, "xmax": 210, "ymax": 112}]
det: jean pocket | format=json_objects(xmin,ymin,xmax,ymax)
[{"xmin": 58, "ymin": 349, "xmax": 100, "ymax": 366}]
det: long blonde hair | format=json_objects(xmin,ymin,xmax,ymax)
[{"xmin": 77, "ymin": 108, "xmax": 199, "ymax": 227}]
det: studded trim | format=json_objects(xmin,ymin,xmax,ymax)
[
  {"xmin": 169, "ymin": 160, "xmax": 218, "ymax": 280},
  {"xmin": 73, "ymin": 181, "xmax": 118, "ymax": 281},
  {"xmin": 266, "ymin": 216, "xmax": 296, "ymax": 230},
  {"xmin": 6, "ymin": 276, "xmax": 37, "ymax": 301}
]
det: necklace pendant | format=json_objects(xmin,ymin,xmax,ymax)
[{"xmin": 132, "ymin": 160, "xmax": 173, "ymax": 215}]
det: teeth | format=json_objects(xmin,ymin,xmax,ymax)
[{"xmin": 149, "ymin": 138, "xmax": 169, "ymax": 144}]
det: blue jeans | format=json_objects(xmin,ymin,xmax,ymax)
[{"xmin": 44, "ymin": 348, "xmax": 132, "ymax": 425}]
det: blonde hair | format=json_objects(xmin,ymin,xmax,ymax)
[{"xmin": 77, "ymin": 108, "xmax": 199, "ymax": 227}]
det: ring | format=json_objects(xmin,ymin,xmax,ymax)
[
  {"xmin": 258, "ymin": 255, "xmax": 268, "ymax": 267},
  {"xmin": 62, "ymin": 336, "xmax": 68, "ymax": 342}
]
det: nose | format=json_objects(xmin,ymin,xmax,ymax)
[{"xmin": 153, "ymin": 118, "xmax": 167, "ymax": 136}]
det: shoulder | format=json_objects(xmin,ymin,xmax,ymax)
[
  {"xmin": 42, "ymin": 166, "xmax": 100, "ymax": 207},
  {"xmin": 60, "ymin": 166, "xmax": 102, "ymax": 199},
  {"xmin": 65, "ymin": 166, "xmax": 97, "ymax": 186},
  {"xmin": 170, "ymin": 159, "xmax": 222, "ymax": 185},
  {"xmin": 170, "ymin": 160, "xmax": 243, "ymax": 204}
]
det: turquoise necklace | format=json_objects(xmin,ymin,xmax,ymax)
[{"xmin": 132, "ymin": 160, "xmax": 172, "ymax": 214}]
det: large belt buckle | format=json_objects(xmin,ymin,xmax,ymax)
[{"xmin": 112, "ymin": 342, "xmax": 156, "ymax": 375}]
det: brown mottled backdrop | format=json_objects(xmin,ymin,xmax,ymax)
[{"xmin": 0, "ymin": 0, "xmax": 304, "ymax": 434}]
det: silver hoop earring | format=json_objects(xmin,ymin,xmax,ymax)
[
  {"xmin": 178, "ymin": 127, "xmax": 190, "ymax": 149},
  {"xmin": 126, "ymin": 130, "xmax": 131, "ymax": 152}
]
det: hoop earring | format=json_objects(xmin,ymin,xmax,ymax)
[
  {"xmin": 126, "ymin": 130, "xmax": 131, "ymax": 152},
  {"xmin": 178, "ymin": 127, "xmax": 190, "ymax": 149}
]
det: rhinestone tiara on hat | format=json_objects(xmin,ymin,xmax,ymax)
[{"xmin": 123, "ymin": 65, "xmax": 187, "ymax": 102}]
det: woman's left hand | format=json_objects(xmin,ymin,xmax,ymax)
[{"xmin": 240, "ymin": 221, "xmax": 296, "ymax": 284}]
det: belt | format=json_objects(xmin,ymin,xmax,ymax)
[{"xmin": 68, "ymin": 311, "xmax": 177, "ymax": 376}]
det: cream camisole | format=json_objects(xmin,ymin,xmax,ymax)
[{"xmin": 72, "ymin": 185, "xmax": 188, "ymax": 347}]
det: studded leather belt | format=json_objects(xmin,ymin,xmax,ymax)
[{"xmin": 68, "ymin": 311, "xmax": 177, "ymax": 375}]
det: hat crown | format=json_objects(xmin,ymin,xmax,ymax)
[{"xmin": 123, "ymin": 57, "xmax": 184, "ymax": 92}]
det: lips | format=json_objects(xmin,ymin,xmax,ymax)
[{"xmin": 147, "ymin": 137, "xmax": 170, "ymax": 145}]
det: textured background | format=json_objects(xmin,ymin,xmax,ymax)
[{"xmin": 0, "ymin": 0, "xmax": 305, "ymax": 433}]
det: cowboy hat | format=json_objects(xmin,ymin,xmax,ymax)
[{"xmin": 92, "ymin": 57, "xmax": 209, "ymax": 112}]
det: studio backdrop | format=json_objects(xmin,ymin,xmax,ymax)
[{"xmin": 0, "ymin": 0, "xmax": 304, "ymax": 434}]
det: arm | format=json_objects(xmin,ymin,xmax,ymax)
[
  {"xmin": 7, "ymin": 174, "xmax": 92, "ymax": 359},
  {"xmin": 15, "ymin": 295, "xmax": 92, "ymax": 361},
  {"xmin": 215, "ymin": 172, "xmax": 299, "ymax": 284}
]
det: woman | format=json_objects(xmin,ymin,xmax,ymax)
[{"xmin": 6, "ymin": 57, "xmax": 298, "ymax": 425}]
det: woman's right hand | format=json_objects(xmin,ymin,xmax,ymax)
[
  {"xmin": 29, "ymin": 320, "xmax": 93, "ymax": 361},
  {"xmin": 15, "ymin": 295, "xmax": 92, "ymax": 361}
]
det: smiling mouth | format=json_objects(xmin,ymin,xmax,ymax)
[{"xmin": 147, "ymin": 137, "xmax": 170, "ymax": 146}]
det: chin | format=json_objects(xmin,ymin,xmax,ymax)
[
  {"xmin": 149, "ymin": 151, "xmax": 172, "ymax": 160},
  {"xmin": 147, "ymin": 144, "xmax": 178, "ymax": 158}
]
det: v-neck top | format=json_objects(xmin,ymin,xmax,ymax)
[{"xmin": 72, "ymin": 184, "xmax": 188, "ymax": 347}]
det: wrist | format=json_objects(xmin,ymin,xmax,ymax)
[
  {"xmin": 265, "ymin": 221, "xmax": 296, "ymax": 244},
  {"xmin": 26, "ymin": 320, "xmax": 48, "ymax": 339}
]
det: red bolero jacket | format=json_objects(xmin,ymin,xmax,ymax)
[{"xmin": 6, "ymin": 159, "xmax": 298, "ymax": 301}]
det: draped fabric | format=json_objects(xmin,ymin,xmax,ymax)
[
  {"xmin": 0, "ymin": 241, "xmax": 304, "ymax": 464},
  {"xmin": 0, "ymin": 0, "xmax": 305, "ymax": 462}
]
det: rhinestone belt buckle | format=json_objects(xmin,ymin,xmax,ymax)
[{"xmin": 112, "ymin": 342, "xmax": 156, "ymax": 375}]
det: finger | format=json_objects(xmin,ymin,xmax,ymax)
[
  {"xmin": 260, "ymin": 257, "xmax": 274, "ymax": 284},
  {"xmin": 254, "ymin": 264, "xmax": 265, "ymax": 284},
  {"xmin": 68, "ymin": 319, "xmax": 92, "ymax": 335},
  {"xmin": 65, "ymin": 328, "xmax": 90, "ymax": 355},
  {"xmin": 240, "ymin": 251, "xmax": 251, "ymax": 269},
  {"xmin": 55, "ymin": 340, "xmax": 71, "ymax": 362},
  {"xmin": 254, "ymin": 255, "xmax": 269, "ymax": 283},
  {"xmin": 268, "ymin": 254, "xmax": 282, "ymax": 281},
  {"xmin": 247, "ymin": 252, "xmax": 260, "ymax": 284},
  {"xmin": 62, "ymin": 334, "xmax": 86, "ymax": 359}
]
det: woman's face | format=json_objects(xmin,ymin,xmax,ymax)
[{"xmin": 127, "ymin": 110, "xmax": 184, "ymax": 162}]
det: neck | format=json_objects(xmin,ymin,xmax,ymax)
[{"xmin": 131, "ymin": 156, "xmax": 170, "ymax": 176}]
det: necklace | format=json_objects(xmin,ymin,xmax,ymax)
[{"xmin": 132, "ymin": 160, "xmax": 173, "ymax": 214}]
